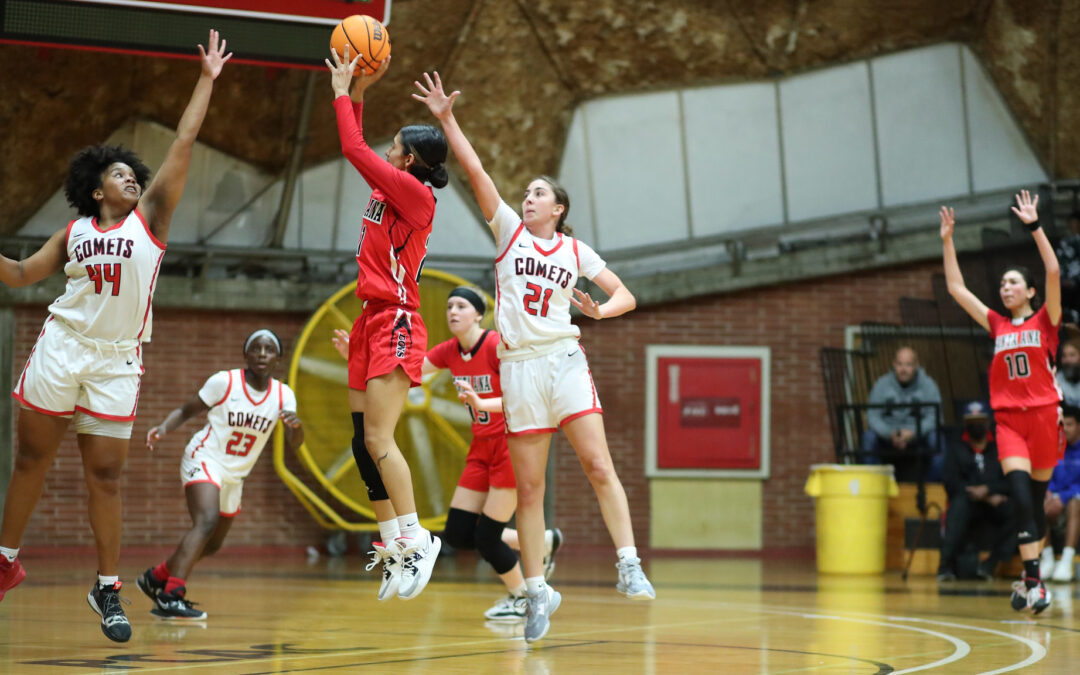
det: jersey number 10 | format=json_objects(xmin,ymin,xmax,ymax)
[{"xmin": 1003, "ymin": 352, "xmax": 1031, "ymax": 380}]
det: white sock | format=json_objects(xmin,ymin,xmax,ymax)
[
  {"xmin": 98, "ymin": 574, "xmax": 119, "ymax": 588},
  {"xmin": 544, "ymin": 530, "xmax": 554, "ymax": 552},
  {"xmin": 525, "ymin": 576, "xmax": 546, "ymax": 595},
  {"xmin": 377, "ymin": 519, "xmax": 400, "ymax": 544},
  {"xmin": 510, "ymin": 581, "xmax": 527, "ymax": 597},
  {"xmin": 397, "ymin": 513, "xmax": 421, "ymax": 540},
  {"xmin": 1062, "ymin": 546, "xmax": 1076, "ymax": 563},
  {"xmin": 0, "ymin": 546, "xmax": 18, "ymax": 562},
  {"xmin": 617, "ymin": 546, "xmax": 638, "ymax": 562}
]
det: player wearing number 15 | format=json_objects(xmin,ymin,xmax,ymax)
[
  {"xmin": 137, "ymin": 329, "xmax": 303, "ymax": 620},
  {"xmin": 0, "ymin": 30, "xmax": 231, "ymax": 643},
  {"xmin": 941, "ymin": 191, "xmax": 1063, "ymax": 615}
]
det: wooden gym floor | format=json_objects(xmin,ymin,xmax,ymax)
[{"xmin": 1, "ymin": 552, "xmax": 1078, "ymax": 673}]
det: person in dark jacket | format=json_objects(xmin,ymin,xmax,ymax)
[
  {"xmin": 1042, "ymin": 406, "xmax": 1080, "ymax": 581},
  {"xmin": 938, "ymin": 401, "xmax": 1016, "ymax": 581}
]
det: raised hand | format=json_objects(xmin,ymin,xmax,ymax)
[
  {"xmin": 939, "ymin": 205, "xmax": 955, "ymax": 240},
  {"xmin": 570, "ymin": 287, "xmax": 603, "ymax": 319},
  {"xmin": 198, "ymin": 29, "xmax": 232, "ymax": 80},
  {"xmin": 1011, "ymin": 189, "xmax": 1039, "ymax": 225},
  {"xmin": 325, "ymin": 44, "xmax": 362, "ymax": 98},
  {"xmin": 412, "ymin": 71, "xmax": 460, "ymax": 121}
]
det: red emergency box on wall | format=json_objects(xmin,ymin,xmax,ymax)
[{"xmin": 645, "ymin": 346, "xmax": 771, "ymax": 478}]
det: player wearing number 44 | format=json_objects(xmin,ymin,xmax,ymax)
[
  {"xmin": 0, "ymin": 29, "xmax": 231, "ymax": 643},
  {"xmin": 137, "ymin": 329, "xmax": 303, "ymax": 620}
]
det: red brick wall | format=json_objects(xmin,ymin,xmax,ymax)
[{"xmin": 10, "ymin": 258, "xmax": 943, "ymax": 552}]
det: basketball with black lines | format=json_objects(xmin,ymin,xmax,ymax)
[{"xmin": 330, "ymin": 15, "xmax": 390, "ymax": 76}]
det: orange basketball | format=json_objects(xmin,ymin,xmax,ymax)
[{"xmin": 330, "ymin": 15, "xmax": 390, "ymax": 76}]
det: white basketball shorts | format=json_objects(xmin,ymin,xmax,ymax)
[
  {"xmin": 13, "ymin": 317, "xmax": 143, "ymax": 423},
  {"xmin": 500, "ymin": 339, "xmax": 603, "ymax": 436},
  {"xmin": 180, "ymin": 452, "xmax": 244, "ymax": 516}
]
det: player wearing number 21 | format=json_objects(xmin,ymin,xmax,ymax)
[
  {"xmin": 0, "ymin": 30, "xmax": 231, "ymax": 643},
  {"xmin": 415, "ymin": 71, "xmax": 655, "ymax": 644},
  {"xmin": 138, "ymin": 329, "xmax": 302, "ymax": 620},
  {"xmin": 941, "ymin": 190, "xmax": 1063, "ymax": 615}
]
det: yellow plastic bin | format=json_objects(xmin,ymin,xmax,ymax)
[{"xmin": 804, "ymin": 464, "xmax": 899, "ymax": 574}]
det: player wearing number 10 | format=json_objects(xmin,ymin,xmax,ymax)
[
  {"xmin": 0, "ymin": 30, "xmax": 231, "ymax": 643},
  {"xmin": 941, "ymin": 190, "xmax": 1063, "ymax": 615},
  {"xmin": 137, "ymin": 329, "xmax": 303, "ymax": 620}
]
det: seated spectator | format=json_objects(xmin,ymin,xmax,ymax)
[
  {"xmin": 1042, "ymin": 406, "xmax": 1080, "ymax": 582},
  {"xmin": 1057, "ymin": 340, "xmax": 1080, "ymax": 408},
  {"xmin": 861, "ymin": 346, "xmax": 943, "ymax": 481},
  {"xmin": 938, "ymin": 401, "xmax": 1015, "ymax": 581},
  {"xmin": 1055, "ymin": 212, "xmax": 1080, "ymax": 325}
]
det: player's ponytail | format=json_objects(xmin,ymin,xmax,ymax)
[
  {"xmin": 536, "ymin": 175, "xmax": 574, "ymax": 236},
  {"xmin": 401, "ymin": 125, "xmax": 449, "ymax": 189}
]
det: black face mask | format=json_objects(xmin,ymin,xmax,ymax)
[
  {"xmin": 965, "ymin": 423, "xmax": 988, "ymax": 442},
  {"xmin": 1065, "ymin": 364, "xmax": 1080, "ymax": 384}
]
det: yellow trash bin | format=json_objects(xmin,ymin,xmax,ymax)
[{"xmin": 804, "ymin": 464, "xmax": 899, "ymax": 574}]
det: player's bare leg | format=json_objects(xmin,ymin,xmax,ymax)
[
  {"xmin": 198, "ymin": 515, "xmax": 234, "ymax": 560},
  {"xmin": 563, "ymin": 413, "xmax": 654, "ymax": 600},
  {"xmin": 167, "ymin": 483, "xmax": 223, "ymax": 579},
  {"xmin": 363, "ymin": 368, "xmax": 441, "ymax": 599}
]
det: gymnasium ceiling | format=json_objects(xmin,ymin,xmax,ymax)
[{"xmin": 0, "ymin": 0, "xmax": 1075, "ymax": 236}]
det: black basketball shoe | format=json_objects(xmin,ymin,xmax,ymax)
[
  {"xmin": 154, "ymin": 587, "xmax": 208, "ymax": 620},
  {"xmin": 87, "ymin": 580, "xmax": 132, "ymax": 642}
]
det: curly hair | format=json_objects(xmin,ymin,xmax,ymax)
[{"xmin": 64, "ymin": 145, "xmax": 151, "ymax": 218}]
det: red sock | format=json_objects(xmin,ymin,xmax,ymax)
[
  {"xmin": 151, "ymin": 561, "xmax": 170, "ymax": 583},
  {"xmin": 164, "ymin": 576, "xmax": 186, "ymax": 596}
]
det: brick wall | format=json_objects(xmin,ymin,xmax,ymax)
[{"xmin": 10, "ymin": 258, "xmax": 944, "ymax": 552}]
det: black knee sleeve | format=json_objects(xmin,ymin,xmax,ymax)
[
  {"xmin": 351, "ymin": 412, "xmax": 388, "ymax": 502},
  {"xmin": 1008, "ymin": 470, "xmax": 1041, "ymax": 545},
  {"xmin": 475, "ymin": 514, "xmax": 518, "ymax": 575},
  {"xmin": 1030, "ymin": 478, "xmax": 1049, "ymax": 541},
  {"xmin": 443, "ymin": 508, "xmax": 478, "ymax": 550}
]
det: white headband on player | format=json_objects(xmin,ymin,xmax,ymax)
[{"xmin": 244, "ymin": 329, "xmax": 282, "ymax": 354}]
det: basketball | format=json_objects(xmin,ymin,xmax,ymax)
[{"xmin": 330, "ymin": 15, "xmax": 390, "ymax": 76}]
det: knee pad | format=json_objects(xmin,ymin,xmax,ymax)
[
  {"xmin": 351, "ymin": 412, "xmax": 388, "ymax": 502},
  {"xmin": 1007, "ymin": 470, "xmax": 1040, "ymax": 545},
  {"xmin": 475, "ymin": 514, "xmax": 517, "ymax": 575},
  {"xmin": 443, "ymin": 508, "xmax": 478, "ymax": 550}
]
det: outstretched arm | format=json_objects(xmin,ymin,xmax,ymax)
[
  {"xmin": 0, "ymin": 228, "xmax": 67, "ymax": 288},
  {"xmin": 940, "ymin": 206, "xmax": 991, "ymax": 331},
  {"xmin": 145, "ymin": 393, "xmax": 210, "ymax": 451},
  {"xmin": 413, "ymin": 72, "xmax": 501, "ymax": 223},
  {"xmin": 139, "ymin": 29, "xmax": 231, "ymax": 244},
  {"xmin": 1012, "ymin": 190, "xmax": 1061, "ymax": 325}
]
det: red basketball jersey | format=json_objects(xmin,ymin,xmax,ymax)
[
  {"xmin": 427, "ymin": 330, "xmax": 505, "ymax": 438},
  {"xmin": 987, "ymin": 306, "xmax": 1061, "ymax": 410},
  {"xmin": 334, "ymin": 97, "xmax": 435, "ymax": 309}
]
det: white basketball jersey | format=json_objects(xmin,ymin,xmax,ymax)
[
  {"xmin": 490, "ymin": 200, "xmax": 606, "ymax": 358},
  {"xmin": 184, "ymin": 370, "xmax": 297, "ymax": 480},
  {"xmin": 48, "ymin": 209, "xmax": 166, "ymax": 342}
]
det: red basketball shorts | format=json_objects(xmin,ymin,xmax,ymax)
[
  {"xmin": 995, "ymin": 404, "xmax": 1064, "ymax": 471},
  {"xmin": 458, "ymin": 434, "xmax": 516, "ymax": 490},
  {"xmin": 348, "ymin": 303, "xmax": 427, "ymax": 390}
]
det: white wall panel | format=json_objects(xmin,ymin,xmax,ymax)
[
  {"xmin": 682, "ymin": 82, "xmax": 783, "ymax": 235},
  {"xmin": 963, "ymin": 49, "xmax": 1047, "ymax": 192},
  {"xmin": 872, "ymin": 44, "xmax": 969, "ymax": 206},
  {"xmin": 427, "ymin": 179, "xmax": 495, "ymax": 258},
  {"xmin": 556, "ymin": 112, "xmax": 597, "ymax": 245},
  {"xmin": 584, "ymin": 92, "xmax": 688, "ymax": 250},
  {"xmin": 780, "ymin": 61, "xmax": 878, "ymax": 221}
]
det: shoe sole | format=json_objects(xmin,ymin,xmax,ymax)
[
  {"xmin": 86, "ymin": 592, "xmax": 132, "ymax": 643},
  {"xmin": 524, "ymin": 590, "xmax": 561, "ymax": 643},
  {"xmin": 0, "ymin": 566, "xmax": 26, "ymax": 602},
  {"xmin": 398, "ymin": 536, "xmax": 442, "ymax": 600},
  {"xmin": 617, "ymin": 583, "xmax": 656, "ymax": 600},
  {"xmin": 150, "ymin": 607, "xmax": 208, "ymax": 620}
]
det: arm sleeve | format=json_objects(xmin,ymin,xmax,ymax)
[
  {"xmin": 426, "ymin": 339, "xmax": 452, "ymax": 370},
  {"xmin": 489, "ymin": 200, "xmax": 523, "ymax": 252},
  {"xmin": 280, "ymin": 384, "xmax": 298, "ymax": 414},
  {"xmin": 197, "ymin": 371, "xmax": 230, "ymax": 408},
  {"xmin": 333, "ymin": 96, "xmax": 434, "ymax": 228},
  {"xmin": 575, "ymin": 239, "xmax": 608, "ymax": 280},
  {"xmin": 866, "ymin": 378, "xmax": 892, "ymax": 438}
]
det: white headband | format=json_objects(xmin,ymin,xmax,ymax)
[{"xmin": 245, "ymin": 329, "xmax": 281, "ymax": 354}]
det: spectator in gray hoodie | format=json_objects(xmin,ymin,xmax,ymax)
[{"xmin": 861, "ymin": 346, "xmax": 943, "ymax": 481}]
